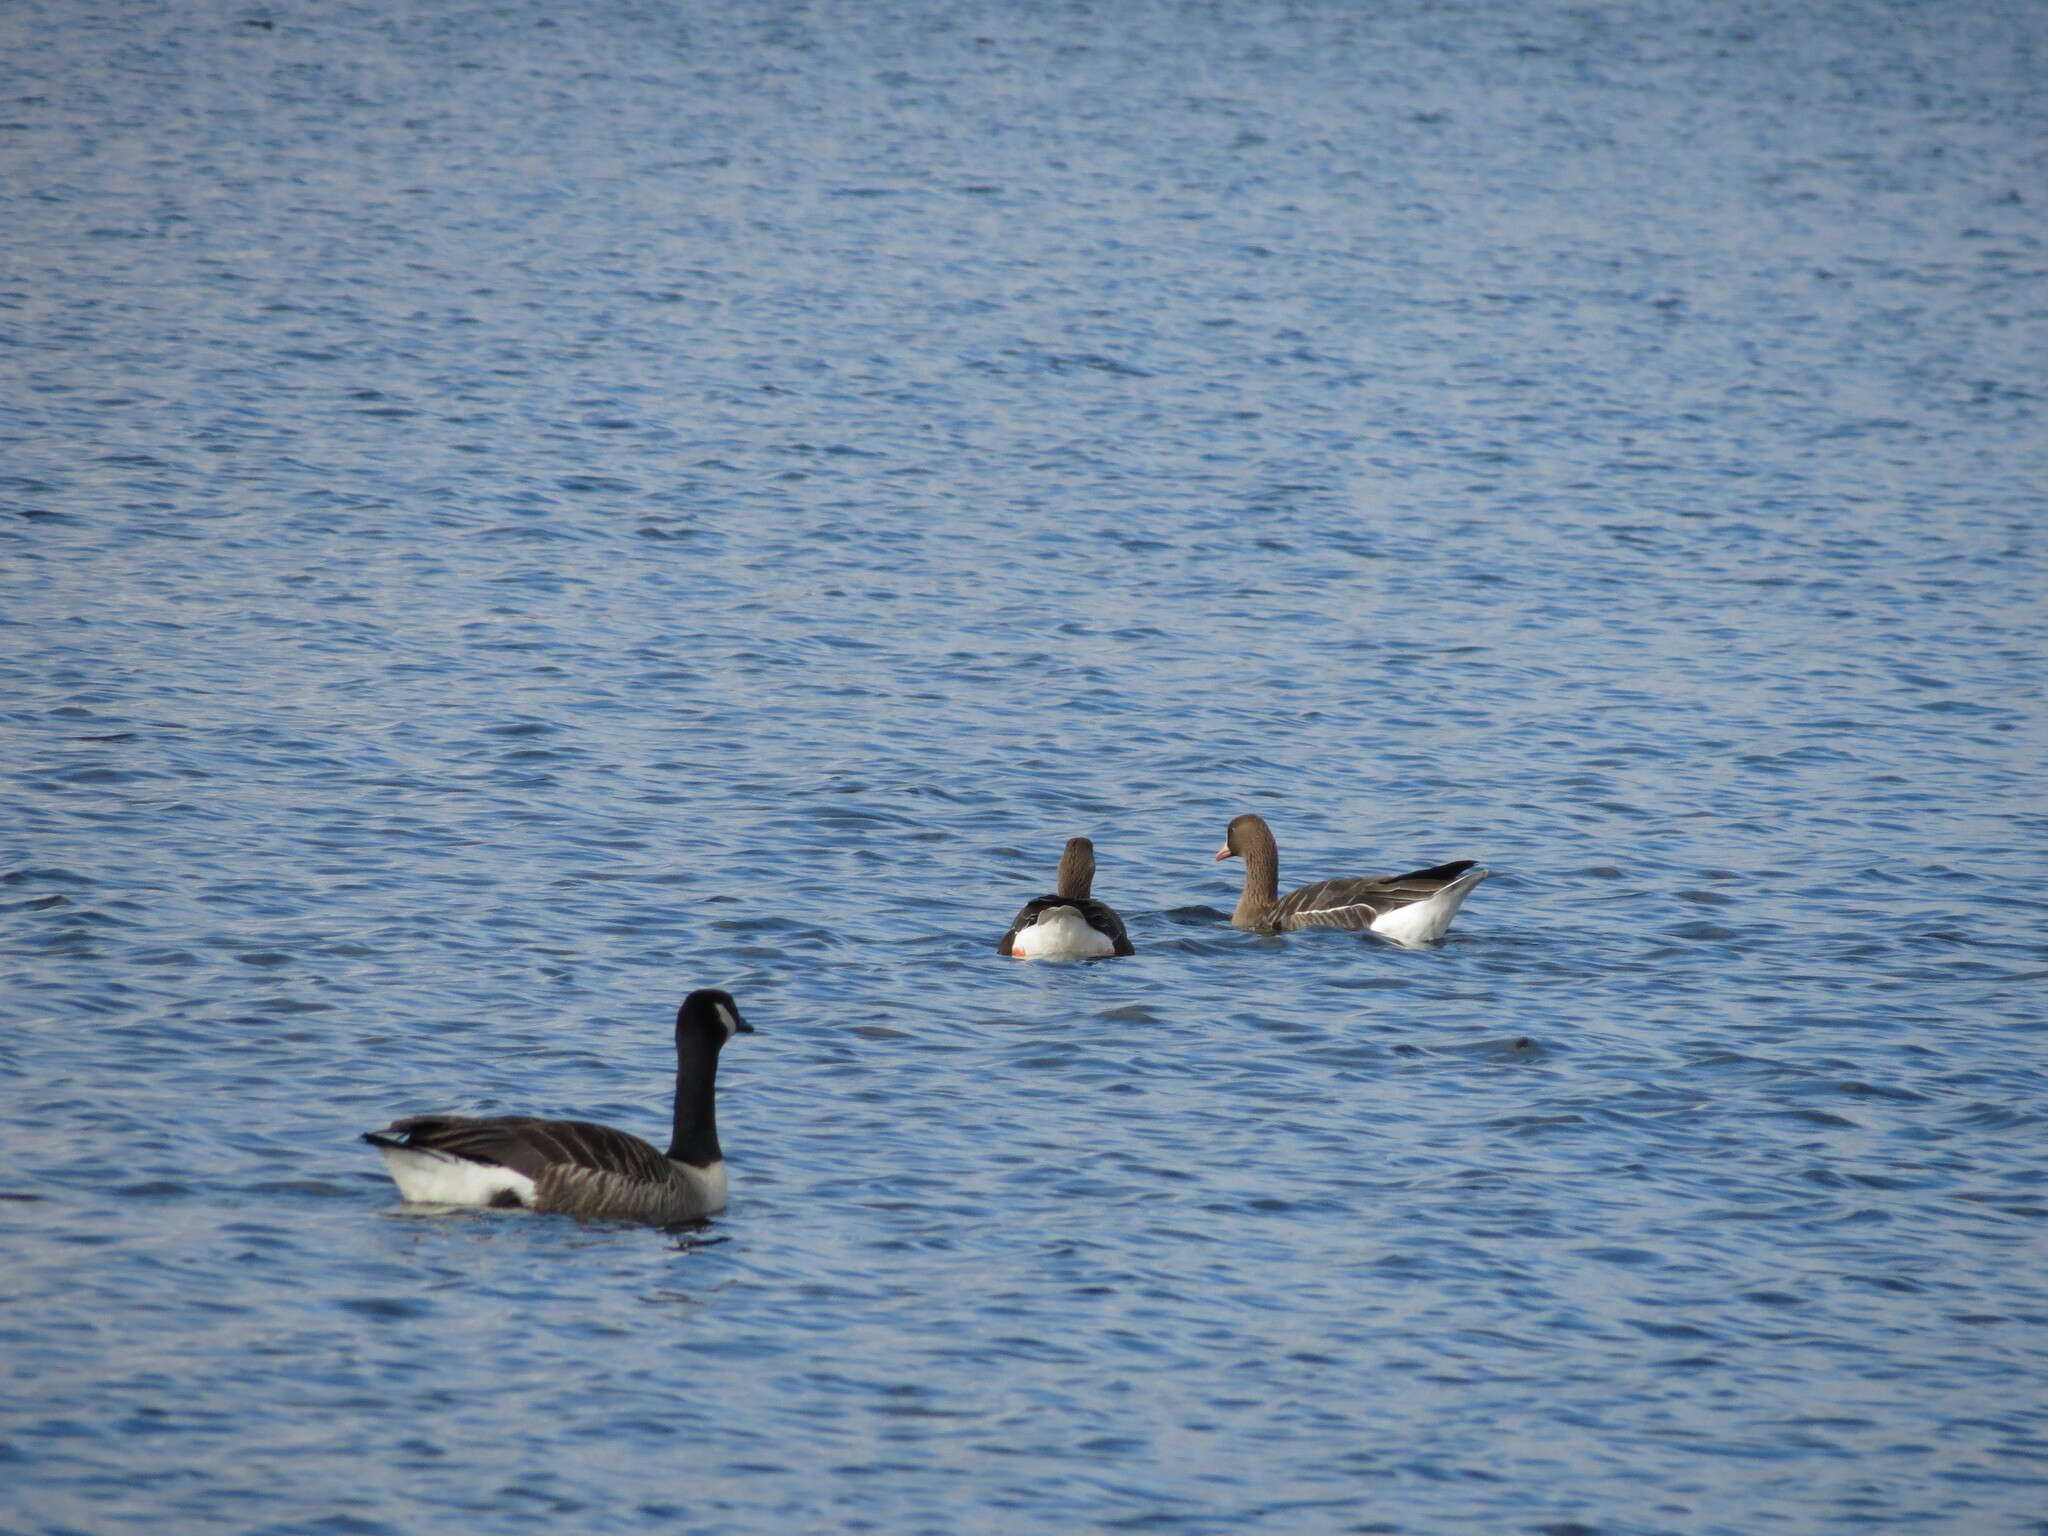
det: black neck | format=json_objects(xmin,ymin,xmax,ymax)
[{"xmin": 666, "ymin": 1027, "xmax": 725, "ymax": 1167}]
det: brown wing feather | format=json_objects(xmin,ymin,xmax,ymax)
[
  {"xmin": 382, "ymin": 1115, "xmax": 672, "ymax": 1186},
  {"xmin": 1270, "ymin": 861, "xmax": 1480, "ymax": 932},
  {"xmin": 1073, "ymin": 897, "xmax": 1136, "ymax": 956}
]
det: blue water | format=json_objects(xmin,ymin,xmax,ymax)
[{"xmin": 5, "ymin": 0, "xmax": 2047, "ymax": 1531}]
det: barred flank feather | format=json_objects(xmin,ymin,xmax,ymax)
[{"xmin": 1268, "ymin": 864, "xmax": 1483, "ymax": 931}]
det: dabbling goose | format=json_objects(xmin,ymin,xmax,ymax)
[
  {"xmin": 1217, "ymin": 813, "xmax": 1488, "ymax": 946},
  {"xmin": 1000, "ymin": 836, "xmax": 1136, "ymax": 959},
  {"xmin": 363, "ymin": 988, "xmax": 753, "ymax": 1225}
]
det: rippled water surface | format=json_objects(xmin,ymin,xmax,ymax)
[{"xmin": 6, "ymin": 1, "xmax": 2047, "ymax": 1531}]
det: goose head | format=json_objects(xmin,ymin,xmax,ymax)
[
  {"xmin": 1215, "ymin": 812, "xmax": 1271, "ymax": 862},
  {"xmin": 678, "ymin": 987, "xmax": 756, "ymax": 1044}
]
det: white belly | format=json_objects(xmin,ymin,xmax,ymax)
[
  {"xmin": 1012, "ymin": 907, "xmax": 1115, "ymax": 960},
  {"xmin": 375, "ymin": 1144, "xmax": 539, "ymax": 1208},
  {"xmin": 1369, "ymin": 870, "xmax": 1487, "ymax": 946}
]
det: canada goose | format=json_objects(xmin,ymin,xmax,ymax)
[
  {"xmin": 999, "ymin": 836, "xmax": 1135, "ymax": 959},
  {"xmin": 1217, "ymin": 813, "xmax": 1487, "ymax": 946},
  {"xmin": 362, "ymin": 988, "xmax": 753, "ymax": 1224}
]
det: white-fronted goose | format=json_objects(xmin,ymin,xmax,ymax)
[
  {"xmin": 362, "ymin": 988, "xmax": 753, "ymax": 1225},
  {"xmin": 1000, "ymin": 836, "xmax": 1136, "ymax": 959},
  {"xmin": 1217, "ymin": 813, "xmax": 1488, "ymax": 946}
]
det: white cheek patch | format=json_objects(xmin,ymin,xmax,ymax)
[{"xmin": 715, "ymin": 1001, "xmax": 741, "ymax": 1037}]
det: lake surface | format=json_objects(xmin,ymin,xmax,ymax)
[{"xmin": 4, "ymin": 0, "xmax": 2046, "ymax": 1531}]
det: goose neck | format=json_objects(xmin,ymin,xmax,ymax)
[
  {"xmin": 1056, "ymin": 839, "xmax": 1096, "ymax": 900},
  {"xmin": 666, "ymin": 1030, "xmax": 725, "ymax": 1168},
  {"xmin": 1233, "ymin": 824, "xmax": 1281, "ymax": 925}
]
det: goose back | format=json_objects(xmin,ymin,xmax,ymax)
[{"xmin": 1002, "ymin": 896, "xmax": 1133, "ymax": 957}]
